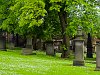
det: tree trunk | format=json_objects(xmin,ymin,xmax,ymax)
[
  {"xmin": 58, "ymin": 11, "xmax": 70, "ymax": 58},
  {"xmin": 87, "ymin": 33, "xmax": 93, "ymax": 58}
]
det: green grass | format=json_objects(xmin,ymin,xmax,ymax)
[{"xmin": 0, "ymin": 50, "xmax": 100, "ymax": 75}]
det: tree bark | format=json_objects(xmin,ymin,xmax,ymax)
[{"xmin": 58, "ymin": 11, "xmax": 70, "ymax": 58}]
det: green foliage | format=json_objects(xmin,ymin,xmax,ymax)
[
  {"xmin": 43, "ymin": 10, "xmax": 61, "ymax": 41},
  {"xmin": 18, "ymin": 0, "xmax": 46, "ymax": 27},
  {"xmin": 0, "ymin": 0, "xmax": 100, "ymax": 40},
  {"xmin": 0, "ymin": 0, "xmax": 47, "ymax": 38},
  {"xmin": 49, "ymin": 0, "xmax": 100, "ymax": 37},
  {"xmin": 61, "ymin": 44, "xmax": 68, "ymax": 50},
  {"xmin": 0, "ymin": 0, "xmax": 14, "ymax": 31}
]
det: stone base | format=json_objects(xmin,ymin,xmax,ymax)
[
  {"xmin": 73, "ymin": 60, "xmax": 85, "ymax": 66},
  {"xmin": 46, "ymin": 52, "xmax": 56, "ymax": 56},
  {"xmin": 26, "ymin": 45, "xmax": 32, "ymax": 49},
  {"xmin": 0, "ymin": 49, "xmax": 7, "ymax": 51},
  {"xmin": 95, "ymin": 67, "xmax": 100, "ymax": 71},
  {"xmin": 9, "ymin": 43, "xmax": 15, "ymax": 50},
  {"xmin": 22, "ymin": 48, "xmax": 33, "ymax": 55}
]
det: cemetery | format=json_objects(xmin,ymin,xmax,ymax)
[
  {"xmin": 0, "ymin": 0, "xmax": 100, "ymax": 75},
  {"xmin": 0, "ymin": 26, "xmax": 100, "ymax": 75}
]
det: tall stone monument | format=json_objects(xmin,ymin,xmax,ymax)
[
  {"xmin": 95, "ymin": 41, "xmax": 100, "ymax": 71},
  {"xmin": 73, "ymin": 26, "xmax": 85, "ymax": 66}
]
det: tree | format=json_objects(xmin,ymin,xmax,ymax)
[
  {"xmin": 0, "ymin": 0, "xmax": 47, "ymax": 48},
  {"xmin": 0, "ymin": 0, "xmax": 100, "ymax": 57},
  {"xmin": 47, "ymin": 0, "xmax": 100, "ymax": 58}
]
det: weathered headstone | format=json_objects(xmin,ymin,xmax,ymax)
[
  {"xmin": 53, "ymin": 40, "xmax": 62, "ymax": 53},
  {"xmin": 22, "ymin": 48, "xmax": 33, "ymax": 55},
  {"xmin": 95, "ymin": 41, "xmax": 100, "ymax": 71},
  {"xmin": 36, "ymin": 39, "xmax": 43, "ymax": 50},
  {"xmin": 8, "ymin": 34, "xmax": 15, "ymax": 50},
  {"xmin": 0, "ymin": 36, "xmax": 6, "ymax": 51},
  {"xmin": 73, "ymin": 39, "xmax": 85, "ymax": 66},
  {"xmin": 26, "ymin": 38, "xmax": 33, "ymax": 49},
  {"xmin": 92, "ymin": 38, "xmax": 96, "ymax": 53},
  {"xmin": 9, "ymin": 42, "xmax": 15, "ymax": 50},
  {"xmin": 73, "ymin": 26, "xmax": 85, "ymax": 66},
  {"xmin": 22, "ymin": 38, "xmax": 33, "ymax": 55},
  {"xmin": 46, "ymin": 41, "xmax": 55, "ymax": 56}
]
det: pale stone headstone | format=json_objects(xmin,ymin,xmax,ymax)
[
  {"xmin": 22, "ymin": 38, "xmax": 33, "ymax": 55},
  {"xmin": 53, "ymin": 40, "xmax": 62, "ymax": 53},
  {"xmin": 9, "ymin": 42, "xmax": 15, "ymax": 50},
  {"xmin": 46, "ymin": 41, "xmax": 55, "ymax": 56},
  {"xmin": 73, "ymin": 26, "xmax": 85, "ymax": 66},
  {"xmin": 26, "ymin": 38, "xmax": 33, "ymax": 49},
  {"xmin": 92, "ymin": 38, "xmax": 96, "ymax": 53},
  {"xmin": 22, "ymin": 48, "xmax": 33, "ymax": 55},
  {"xmin": 95, "ymin": 42, "xmax": 100, "ymax": 71},
  {"xmin": 73, "ymin": 39, "xmax": 85, "ymax": 66}
]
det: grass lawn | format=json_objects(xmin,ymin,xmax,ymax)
[{"xmin": 0, "ymin": 50, "xmax": 100, "ymax": 75}]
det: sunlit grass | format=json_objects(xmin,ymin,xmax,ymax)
[{"xmin": 0, "ymin": 50, "xmax": 100, "ymax": 75}]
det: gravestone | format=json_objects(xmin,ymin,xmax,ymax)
[
  {"xmin": 95, "ymin": 41, "xmax": 100, "ymax": 71},
  {"xmin": 53, "ymin": 40, "xmax": 62, "ymax": 53},
  {"xmin": 73, "ymin": 39, "xmax": 85, "ymax": 66},
  {"xmin": 46, "ymin": 41, "xmax": 55, "ymax": 56},
  {"xmin": 22, "ymin": 48, "xmax": 33, "ymax": 55},
  {"xmin": 36, "ymin": 39, "xmax": 43, "ymax": 50},
  {"xmin": 73, "ymin": 26, "xmax": 85, "ymax": 66},
  {"xmin": 9, "ymin": 42, "xmax": 15, "ymax": 50},
  {"xmin": 0, "ymin": 36, "xmax": 6, "ymax": 51},
  {"xmin": 22, "ymin": 38, "xmax": 33, "ymax": 55},
  {"xmin": 9, "ymin": 34, "xmax": 15, "ymax": 50}
]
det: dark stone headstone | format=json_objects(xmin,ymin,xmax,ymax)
[{"xmin": 0, "ymin": 37, "xmax": 6, "ymax": 51}]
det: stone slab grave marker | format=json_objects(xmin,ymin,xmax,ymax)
[
  {"xmin": 53, "ymin": 39, "xmax": 62, "ymax": 53},
  {"xmin": 73, "ymin": 26, "xmax": 85, "ymax": 66},
  {"xmin": 22, "ymin": 38, "xmax": 33, "ymax": 55},
  {"xmin": 8, "ymin": 34, "xmax": 15, "ymax": 50},
  {"xmin": 46, "ymin": 41, "xmax": 55, "ymax": 56},
  {"xmin": 73, "ymin": 39, "xmax": 85, "ymax": 66},
  {"xmin": 95, "ymin": 41, "xmax": 100, "ymax": 71},
  {"xmin": 0, "ymin": 32, "xmax": 6, "ymax": 51}
]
